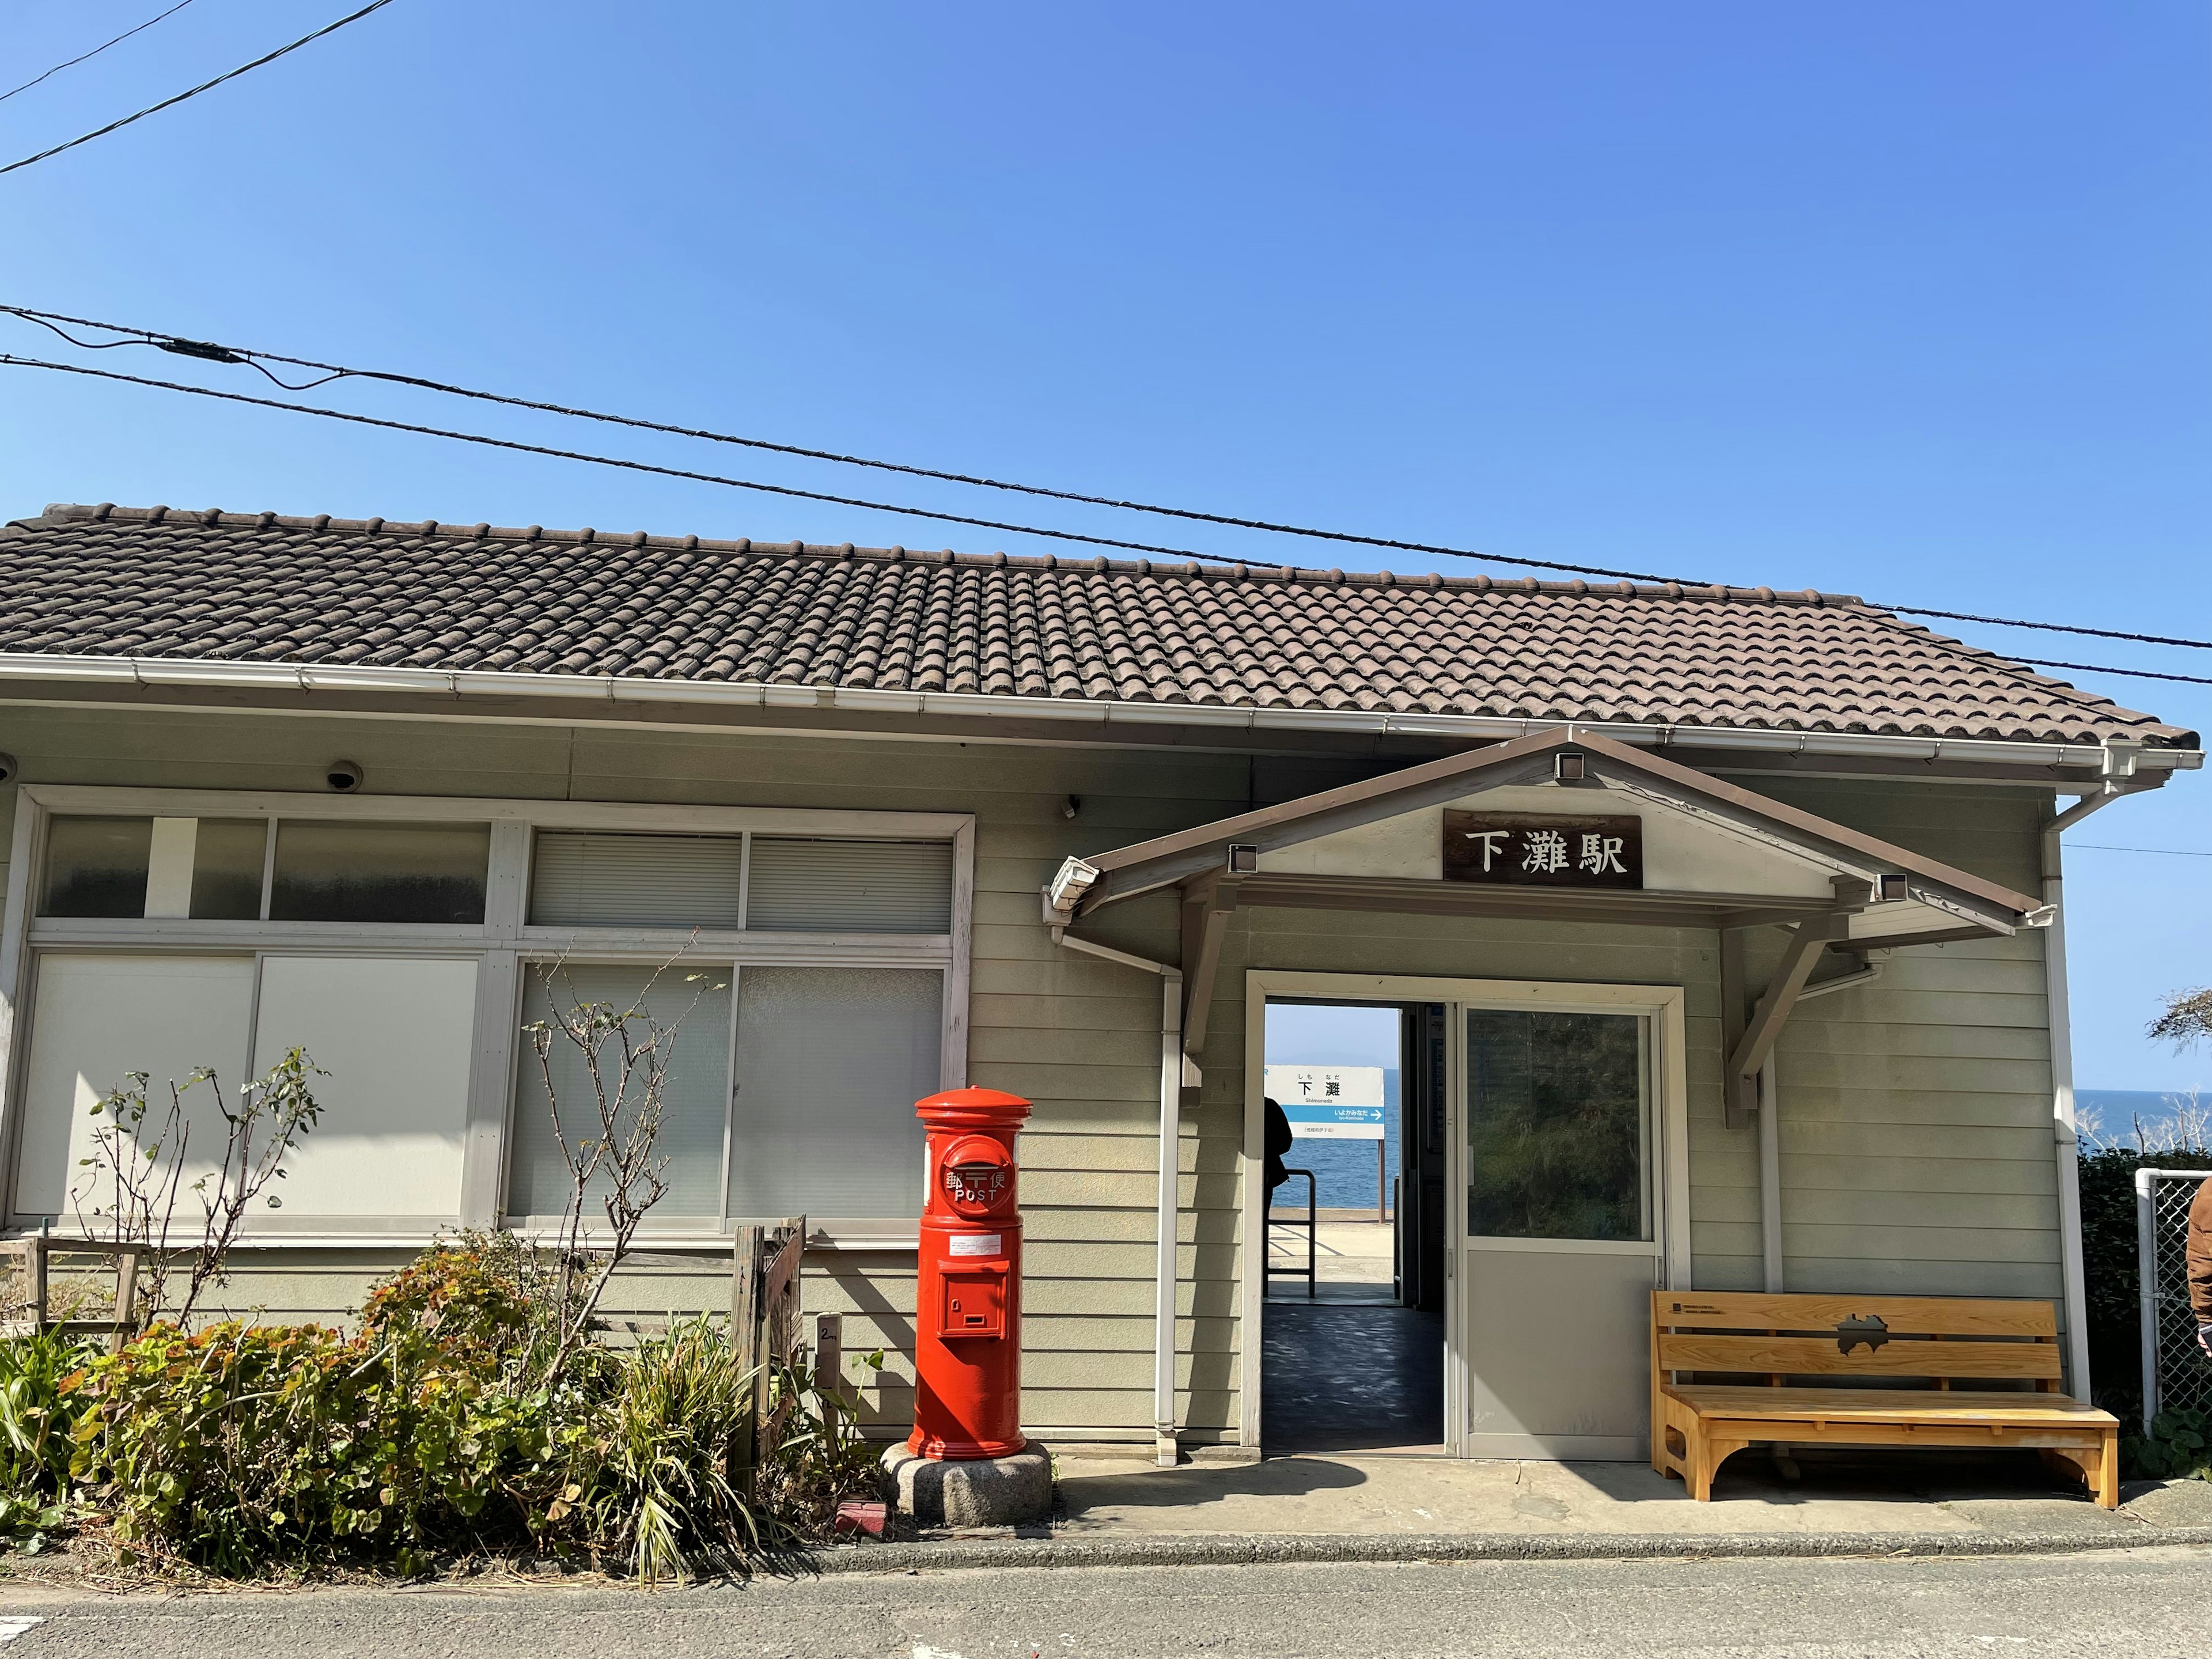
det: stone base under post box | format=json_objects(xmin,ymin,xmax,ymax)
[{"xmin": 880, "ymin": 1444, "xmax": 1052, "ymax": 1527}]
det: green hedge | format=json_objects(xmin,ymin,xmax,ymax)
[{"xmin": 2079, "ymin": 1144, "xmax": 2212, "ymax": 1423}]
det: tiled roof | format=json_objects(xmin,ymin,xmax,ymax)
[{"xmin": 0, "ymin": 503, "xmax": 2192, "ymax": 748}]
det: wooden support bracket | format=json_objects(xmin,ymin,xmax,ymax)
[
  {"xmin": 1178, "ymin": 869, "xmax": 1245, "ymax": 1066},
  {"xmin": 1726, "ymin": 910, "xmax": 1853, "ymax": 1120}
]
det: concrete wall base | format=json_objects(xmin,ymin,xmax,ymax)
[{"xmin": 881, "ymin": 1444, "xmax": 1052, "ymax": 1526}]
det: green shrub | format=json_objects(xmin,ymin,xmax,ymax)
[
  {"xmin": 66, "ymin": 1321, "xmax": 562, "ymax": 1575},
  {"xmin": 37, "ymin": 1234, "xmax": 885, "ymax": 1580},
  {"xmin": 359, "ymin": 1233, "xmax": 544, "ymax": 1372},
  {"xmin": 2126, "ymin": 1407, "xmax": 2212, "ymax": 1483},
  {"xmin": 0, "ymin": 1328, "xmax": 99, "ymax": 1551},
  {"xmin": 2078, "ymin": 1145, "xmax": 2212, "ymax": 1421}
]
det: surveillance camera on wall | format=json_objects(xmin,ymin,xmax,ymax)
[
  {"xmin": 325, "ymin": 760, "xmax": 365, "ymax": 793},
  {"xmin": 0, "ymin": 753, "xmax": 16, "ymax": 785}
]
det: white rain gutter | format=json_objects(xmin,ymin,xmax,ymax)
[
  {"xmin": 1050, "ymin": 927, "xmax": 1184, "ymax": 1468},
  {"xmin": 0, "ymin": 652, "xmax": 2197, "ymax": 774},
  {"xmin": 2041, "ymin": 782, "xmax": 2149, "ymax": 1398}
]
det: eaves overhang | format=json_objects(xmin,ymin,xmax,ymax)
[{"xmin": 0, "ymin": 651, "xmax": 2197, "ymax": 778}]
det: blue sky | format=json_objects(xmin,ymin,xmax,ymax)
[{"xmin": 1, "ymin": 2, "xmax": 2207, "ymax": 1086}]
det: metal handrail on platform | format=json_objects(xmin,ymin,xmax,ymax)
[{"xmin": 1264, "ymin": 1169, "xmax": 1317, "ymax": 1300}]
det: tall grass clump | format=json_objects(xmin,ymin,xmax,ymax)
[{"xmin": 0, "ymin": 1328, "xmax": 98, "ymax": 1550}]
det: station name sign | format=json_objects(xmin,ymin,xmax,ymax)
[{"xmin": 1441, "ymin": 810, "xmax": 1643, "ymax": 890}]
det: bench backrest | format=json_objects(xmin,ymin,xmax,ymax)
[{"xmin": 1652, "ymin": 1291, "xmax": 2062, "ymax": 1388}]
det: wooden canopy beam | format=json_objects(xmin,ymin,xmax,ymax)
[
  {"xmin": 1179, "ymin": 869, "xmax": 1245, "ymax": 1069},
  {"xmin": 1728, "ymin": 911, "xmax": 1853, "ymax": 1118}
]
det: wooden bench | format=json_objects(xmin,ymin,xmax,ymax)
[{"xmin": 1651, "ymin": 1291, "xmax": 2120, "ymax": 1508}]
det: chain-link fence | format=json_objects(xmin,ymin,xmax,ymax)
[{"xmin": 2138, "ymin": 1168, "xmax": 2212, "ymax": 1429}]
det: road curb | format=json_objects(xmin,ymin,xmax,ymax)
[{"xmin": 799, "ymin": 1524, "xmax": 2212, "ymax": 1577}]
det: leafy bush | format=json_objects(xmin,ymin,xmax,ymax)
[
  {"xmin": 358, "ymin": 1232, "xmax": 548, "ymax": 1373},
  {"xmin": 40, "ymin": 1234, "xmax": 885, "ymax": 1581},
  {"xmin": 66, "ymin": 1321, "xmax": 563, "ymax": 1575},
  {"xmin": 2126, "ymin": 1407, "xmax": 2212, "ymax": 1483},
  {"xmin": 2078, "ymin": 1144, "xmax": 2212, "ymax": 1422},
  {"xmin": 0, "ymin": 1328, "xmax": 98, "ymax": 1551}
]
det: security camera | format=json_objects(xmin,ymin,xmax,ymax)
[
  {"xmin": 0, "ymin": 753, "xmax": 16, "ymax": 785},
  {"xmin": 325, "ymin": 760, "xmax": 364, "ymax": 793}
]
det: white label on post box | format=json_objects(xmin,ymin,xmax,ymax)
[{"xmin": 949, "ymin": 1234, "xmax": 1003, "ymax": 1257}]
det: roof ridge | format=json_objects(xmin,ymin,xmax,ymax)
[{"xmin": 28, "ymin": 502, "xmax": 1871, "ymax": 611}]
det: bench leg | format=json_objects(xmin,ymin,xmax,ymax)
[
  {"xmin": 2044, "ymin": 1438, "xmax": 2122, "ymax": 1510},
  {"xmin": 2093, "ymin": 1430, "xmax": 2119, "ymax": 1510},
  {"xmin": 1654, "ymin": 1394, "xmax": 1696, "ymax": 1484},
  {"xmin": 1691, "ymin": 1437, "xmax": 1749, "ymax": 1502}
]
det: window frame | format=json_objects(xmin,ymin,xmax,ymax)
[{"xmin": 0, "ymin": 786, "xmax": 974, "ymax": 1247}]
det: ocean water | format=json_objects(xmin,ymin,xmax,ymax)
[{"xmin": 2076, "ymin": 1087, "xmax": 2209, "ymax": 1151}]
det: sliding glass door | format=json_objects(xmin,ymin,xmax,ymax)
[{"xmin": 1452, "ymin": 1001, "xmax": 1668, "ymax": 1460}]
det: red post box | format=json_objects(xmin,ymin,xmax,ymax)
[{"xmin": 909, "ymin": 1086, "xmax": 1031, "ymax": 1460}]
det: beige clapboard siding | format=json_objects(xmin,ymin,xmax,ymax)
[
  {"xmin": 1690, "ymin": 1184, "xmax": 2060, "ymax": 1230},
  {"xmin": 0, "ymin": 706, "xmax": 2084, "ymax": 1430},
  {"xmin": 1732, "ymin": 778, "xmax": 2061, "ymax": 1307},
  {"xmin": 0, "ymin": 703, "xmax": 1260, "ymax": 1436}
]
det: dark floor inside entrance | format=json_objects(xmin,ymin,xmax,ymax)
[{"xmin": 1262, "ymin": 1302, "xmax": 1444, "ymax": 1453}]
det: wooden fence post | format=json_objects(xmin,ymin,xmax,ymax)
[
  {"xmin": 816, "ymin": 1312, "xmax": 844, "ymax": 1441},
  {"xmin": 729, "ymin": 1225, "xmax": 766, "ymax": 1495},
  {"xmin": 110, "ymin": 1247, "xmax": 142, "ymax": 1354}
]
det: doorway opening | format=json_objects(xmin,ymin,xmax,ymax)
[{"xmin": 1259, "ymin": 997, "xmax": 1446, "ymax": 1454}]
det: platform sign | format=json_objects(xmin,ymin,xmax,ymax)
[{"xmin": 1263, "ymin": 1065, "xmax": 1387, "ymax": 1140}]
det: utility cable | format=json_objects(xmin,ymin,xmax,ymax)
[
  {"xmin": 2005, "ymin": 659, "xmax": 2212, "ymax": 688},
  {"xmin": 0, "ymin": 0, "xmax": 395, "ymax": 179},
  {"xmin": 0, "ymin": 352, "xmax": 1287, "ymax": 569},
  {"xmin": 6, "ymin": 302, "xmax": 2209, "ymax": 653},
  {"xmin": 1, "ymin": 350, "xmax": 2203, "ymax": 692},
  {"xmin": 0, "ymin": 0, "xmax": 200, "ymax": 105},
  {"xmin": 2070, "ymin": 844, "xmax": 2212, "ymax": 858}
]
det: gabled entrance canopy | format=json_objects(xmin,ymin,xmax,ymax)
[{"xmin": 1044, "ymin": 728, "xmax": 2047, "ymax": 1121}]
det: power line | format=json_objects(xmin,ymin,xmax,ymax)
[
  {"xmin": 6, "ymin": 303, "xmax": 2209, "ymax": 654},
  {"xmin": 0, "ymin": 350, "xmax": 2202, "ymax": 696},
  {"xmin": 2071, "ymin": 844, "xmax": 2212, "ymax": 858},
  {"xmin": 2008, "ymin": 658, "xmax": 2212, "ymax": 688},
  {"xmin": 0, "ymin": 353, "xmax": 1287, "ymax": 569},
  {"xmin": 1877, "ymin": 607, "xmax": 2211, "ymax": 653},
  {"xmin": 0, "ymin": 0, "xmax": 395, "ymax": 179},
  {"xmin": 0, "ymin": 0, "xmax": 200, "ymax": 106},
  {"xmin": 0, "ymin": 302, "xmax": 1692, "ymax": 585}
]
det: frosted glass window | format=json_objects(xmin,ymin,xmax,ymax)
[
  {"xmin": 39, "ymin": 817, "xmax": 151, "ymax": 917},
  {"xmin": 508, "ymin": 964, "xmax": 733, "ymax": 1218},
  {"xmin": 1465, "ymin": 1009, "xmax": 1650, "ymax": 1243},
  {"xmin": 14, "ymin": 954, "xmax": 254, "ymax": 1219},
  {"xmin": 530, "ymin": 832, "xmax": 745, "ymax": 929},
  {"xmin": 251, "ymin": 957, "xmax": 478, "ymax": 1219},
  {"xmin": 745, "ymin": 839, "xmax": 953, "ymax": 933},
  {"xmin": 727, "ymin": 967, "xmax": 941, "ymax": 1219},
  {"xmin": 269, "ymin": 821, "xmax": 490, "ymax": 923},
  {"xmin": 191, "ymin": 819, "xmax": 269, "ymax": 920}
]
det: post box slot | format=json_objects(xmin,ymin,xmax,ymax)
[{"xmin": 938, "ymin": 1268, "xmax": 1007, "ymax": 1340}]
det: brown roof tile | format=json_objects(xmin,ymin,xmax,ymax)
[{"xmin": 0, "ymin": 503, "xmax": 2192, "ymax": 748}]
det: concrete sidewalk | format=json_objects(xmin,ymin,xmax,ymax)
[{"xmin": 1050, "ymin": 1448, "xmax": 2212, "ymax": 1543}]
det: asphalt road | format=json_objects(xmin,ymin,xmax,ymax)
[{"xmin": 2, "ymin": 1547, "xmax": 2210, "ymax": 1657}]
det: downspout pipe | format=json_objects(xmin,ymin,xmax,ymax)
[
  {"xmin": 1052, "ymin": 926, "xmax": 1184, "ymax": 1468},
  {"xmin": 2042, "ymin": 783, "xmax": 2142, "ymax": 1399}
]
